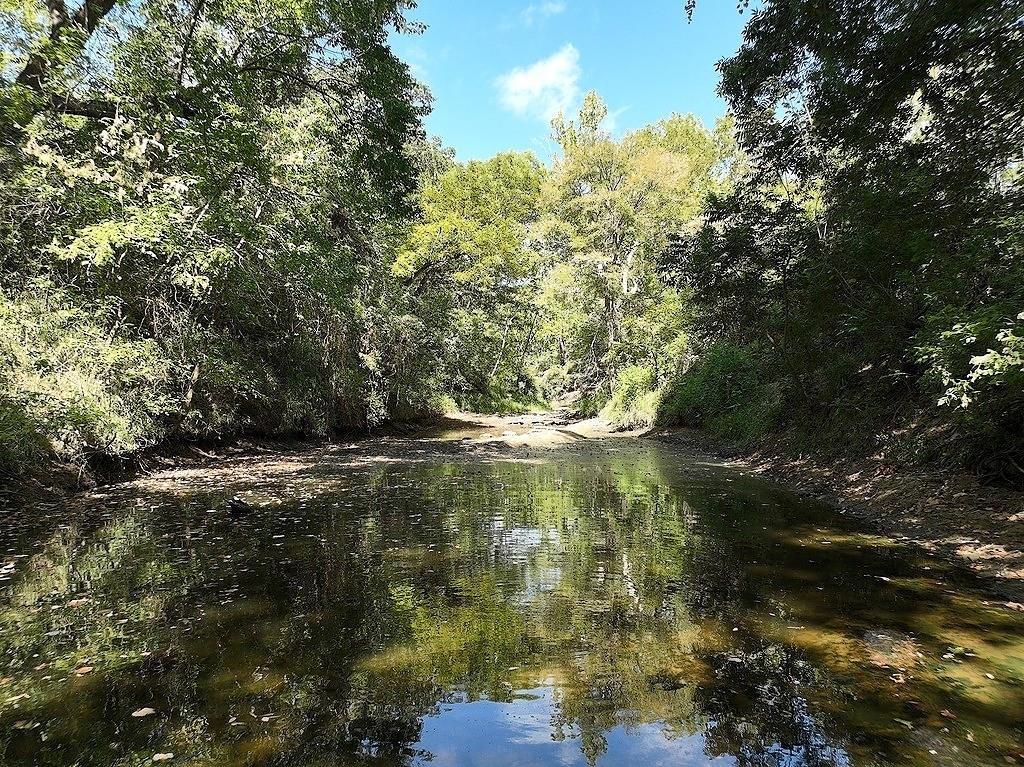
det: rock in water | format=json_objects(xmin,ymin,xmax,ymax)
[{"xmin": 226, "ymin": 496, "xmax": 255, "ymax": 515}]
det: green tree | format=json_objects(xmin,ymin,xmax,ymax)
[
  {"xmin": 0, "ymin": 0, "xmax": 429, "ymax": 475},
  {"xmin": 534, "ymin": 92, "xmax": 727, "ymax": 416},
  {"xmin": 667, "ymin": 0, "xmax": 1024, "ymax": 480},
  {"xmin": 395, "ymin": 151, "xmax": 546, "ymax": 409}
]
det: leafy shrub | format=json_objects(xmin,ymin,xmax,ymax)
[
  {"xmin": 658, "ymin": 342, "xmax": 784, "ymax": 441},
  {"xmin": 0, "ymin": 398, "xmax": 49, "ymax": 473},
  {"xmin": 574, "ymin": 389, "xmax": 610, "ymax": 418},
  {"xmin": 917, "ymin": 307, "xmax": 1024, "ymax": 483},
  {"xmin": 455, "ymin": 386, "xmax": 547, "ymax": 416},
  {"xmin": 0, "ymin": 286, "xmax": 174, "ymax": 475},
  {"xmin": 601, "ymin": 365, "xmax": 661, "ymax": 429}
]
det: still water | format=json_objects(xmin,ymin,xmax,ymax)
[{"xmin": 1, "ymin": 438, "xmax": 1022, "ymax": 766}]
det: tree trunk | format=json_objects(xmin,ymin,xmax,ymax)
[{"xmin": 17, "ymin": 0, "xmax": 120, "ymax": 93}]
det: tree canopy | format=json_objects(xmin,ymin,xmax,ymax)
[
  {"xmin": 1, "ymin": 0, "xmax": 1021, "ymax": 486},
  {"xmin": 663, "ymin": 0, "xmax": 1024, "ymax": 482}
]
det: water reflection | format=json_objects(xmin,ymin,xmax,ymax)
[{"xmin": 1, "ymin": 443, "xmax": 1022, "ymax": 766}]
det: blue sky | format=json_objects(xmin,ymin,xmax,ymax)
[{"xmin": 390, "ymin": 1, "xmax": 750, "ymax": 161}]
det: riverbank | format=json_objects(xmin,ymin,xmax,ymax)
[
  {"xmin": 649, "ymin": 427, "xmax": 1024, "ymax": 601},
  {"xmin": 6, "ymin": 409, "xmax": 1023, "ymax": 603}
]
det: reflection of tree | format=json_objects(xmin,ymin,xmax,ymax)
[
  {"xmin": 0, "ymin": 504, "xmax": 212, "ymax": 764},
  {"xmin": 385, "ymin": 454, "xmax": 717, "ymax": 765},
  {"xmin": 697, "ymin": 643, "xmax": 850, "ymax": 767},
  {"xmin": 2, "ymin": 446, "xmax": 1023, "ymax": 766}
]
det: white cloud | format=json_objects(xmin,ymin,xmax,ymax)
[
  {"xmin": 401, "ymin": 44, "xmax": 431, "ymax": 84},
  {"xmin": 520, "ymin": 1, "xmax": 567, "ymax": 26},
  {"xmin": 496, "ymin": 44, "xmax": 581, "ymax": 122},
  {"xmin": 602, "ymin": 105, "xmax": 631, "ymax": 135}
]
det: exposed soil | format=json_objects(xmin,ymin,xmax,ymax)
[{"xmin": 649, "ymin": 428, "xmax": 1024, "ymax": 602}]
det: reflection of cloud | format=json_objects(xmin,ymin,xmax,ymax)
[
  {"xmin": 418, "ymin": 690, "xmax": 581, "ymax": 766},
  {"xmin": 607, "ymin": 723, "xmax": 732, "ymax": 766},
  {"xmin": 503, "ymin": 687, "xmax": 562, "ymax": 745},
  {"xmin": 521, "ymin": 0, "xmax": 567, "ymax": 26},
  {"xmin": 496, "ymin": 44, "xmax": 580, "ymax": 121},
  {"xmin": 490, "ymin": 521, "xmax": 554, "ymax": 559}
]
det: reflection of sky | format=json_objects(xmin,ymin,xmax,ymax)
[
  {"xmin": 413, "ymin": 687, "xmax": 736, "ymax": 767},
  {"xmin": 488, "ymin": 520, "xmax": 565, "ymax": 603},
  {"xmin": 489, "ymin": 519, "xmax": 558, "ymax": 563}
]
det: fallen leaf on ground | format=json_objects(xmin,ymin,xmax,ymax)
[
  {"xmin": 132, "ymin": 707, "xmax": 157, "ymax": 718},
  {"xmin": 152, "ymin": 754, "xmax": 174, "ymax": 762}
]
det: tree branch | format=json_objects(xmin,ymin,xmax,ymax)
[{"xmin": 16, "ymin": 0, "xmax": 119, "ymax": 92}]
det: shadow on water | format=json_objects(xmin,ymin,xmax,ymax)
[{"xmin": 0, "ymin": 441, "xmax": 1022, "ymax": 766}]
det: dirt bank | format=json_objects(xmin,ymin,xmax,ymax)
[{"xmin": 650, "ymin": 428, "xmax": 1024, "ymax": 602}]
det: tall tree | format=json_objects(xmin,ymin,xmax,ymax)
[
  {"xmin": 669, "ymin": 0, "xmax": 1024, "ymax": 481},
  {"xmin": 395, "ymin": 152, "xmax": 546, "ymax": 403},
  {"xmin": 535, "ymin": 92, "xmax": 726, "ymax": 400}
]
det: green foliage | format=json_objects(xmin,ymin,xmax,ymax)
[
  {"xmin": 1, "ymin": 0, "xmax": 1016, "ymax": 487},
  {"xmin": 0, "ymin": 285, "xmax": 173, "ymax": 473},
  {"xmin": 915, "ymin": 305, "xmax": 1024, "ymax": 480},
  {"xmin": 664, "ymin": 0, "xmax": 1024, "ymax": 483},
  {"xmin": 0, "ymin": 0, "xmax": 435, "ymax": 477},
  {"xmin": 533, "ymin": 93, "xmax": 725, "ymax": 406},
  {"xmin": 659, "ymin": 343, "xmax": 783, "ymax": 441},
  {"xmin": 456, "ymin": 390, "xmax": 547, "ymax": 416},
  {"xmin": 397, "ymin": 151, "xmax": 547, "ymax": 410},
  {"xmin": 600, "ymin": 365, "xmax": 661, "ymax": 430}
]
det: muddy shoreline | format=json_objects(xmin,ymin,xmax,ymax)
[
  {"xmin": 648, "ymin": 428, "xmax": 1024, "ymax": 602},
  {"xmin": 6, "ymin": 410, "xmax": 1024, "ymax": 603}
]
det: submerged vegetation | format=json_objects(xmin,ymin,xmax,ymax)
[{"xmin": 1, "ymin": 0, "xmax": 1022, "ymax": 486}]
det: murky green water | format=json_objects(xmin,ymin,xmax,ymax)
[{"xmin": 1, "ymin": 440, "xmax": 1022, "ymax": 766}]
